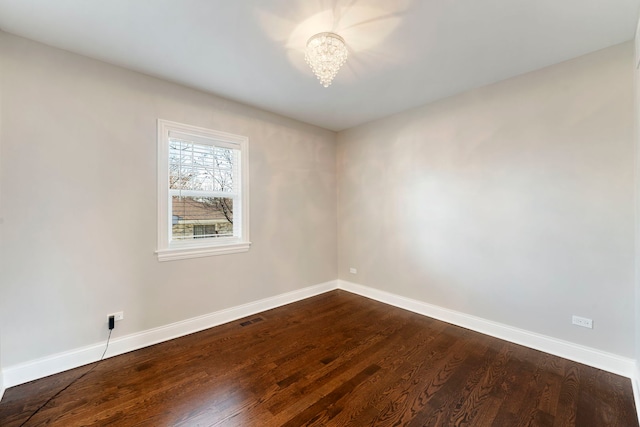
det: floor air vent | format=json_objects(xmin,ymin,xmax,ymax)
[{"xmin": 240, "ymin": 317, "xmax": 264, "ymax": 327}]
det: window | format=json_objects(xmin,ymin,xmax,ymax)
[{"xmin": 157, "ymin": 120, "xmax": 250, "ymax": 261}]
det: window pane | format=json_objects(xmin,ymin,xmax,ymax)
[
  {"xmin": 169, "ymin": 139, "xmax": 235, "ymax": 192},
  {"xmin": 172, "ymin": 196, "xmax": 233, "ymax": 240},
  {"xmin": 193, "ymin": 224, "xmax": 217, "ymax": 239}
]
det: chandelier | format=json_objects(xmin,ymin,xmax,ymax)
[{"xmin": 305, "ymin": 32, "xmax": 348, "ymax": 87}]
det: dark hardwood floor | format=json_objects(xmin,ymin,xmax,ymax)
[{"xmin": 0, "ymin": 290, "xmax": 637, "ymax": 426}]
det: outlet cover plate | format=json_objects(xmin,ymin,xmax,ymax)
[
  {"xmin": 572, "ymin": 315, "xmax": 592, "ymax": 329},
  {"xmin": 109, "ymin": 311, "xmax": 124, "ymax": 321}
]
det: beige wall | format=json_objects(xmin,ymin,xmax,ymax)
[
  {"xmin": 337, "ymin": 43, "xmax": 636, "ymax": 357},
  {"xmin": 0, "ymin": 29, "xmax": 636, "ymax": 375},
  {"xmin": 635, "ymin": 17, "xmax": 640, "ymax": 376},
  {"xmin": 0, "ymin": 32, "xmax": 337, "ymax": 367},
  {"xmin": 0, "ymin": 30, "xmax": 3, "ymax": 398}
]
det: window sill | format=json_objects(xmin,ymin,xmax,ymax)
[{"xmin": 156, "ymin": 241, "xmax": 251, "ymax": 262}]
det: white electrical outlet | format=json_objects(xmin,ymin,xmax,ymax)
[
  {"xmin": 572, "ymin": 315, "xmax": 592, "ymax": 329},
  {"xmin": 349, "ymin": 267, "xmax": 357, "ymax": 274},
  {"xmin": 109, "ymin": 311, "xmax": 124, "ymax": 321}
]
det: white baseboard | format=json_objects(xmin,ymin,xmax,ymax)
[
  {"xmin": 2, "ymin": 280, "xmax": 337, "ymax": 389},
  {"xmin": 633, "ymin": 364, "xmax": 640, "ymax": 424},
  {"xmin": 338, "ymin": 280, "xmax": 636, "ymax": 378},
  {"xmin": 0, "ymin": 369, "xmax": 5, "ymax": 402},
  {"xmin": 2, "ymin": 278, "xmax": 636, "ymax": 396}
]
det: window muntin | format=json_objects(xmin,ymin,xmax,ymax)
[{"xmin": 157, "ymin": 120, "xmax": 250, "ymax": 261}]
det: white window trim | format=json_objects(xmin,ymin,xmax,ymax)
[{"xmin": 156, "ymin": 119, "xmax": 250, "ymax": 261}]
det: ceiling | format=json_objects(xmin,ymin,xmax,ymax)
[{"xmin": 0, "ymin": 0, "xmax": 638, "ymax": 131}]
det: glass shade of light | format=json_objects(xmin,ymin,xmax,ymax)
[{"xmin": 304, "ymin": 32, "xmax": 348, "ymax": 87}]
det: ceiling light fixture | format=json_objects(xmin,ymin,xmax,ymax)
[{"xmin": 304, "ymin": 32, "xmax": 348, "ymax": 88}]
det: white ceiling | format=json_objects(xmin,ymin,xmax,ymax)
[{"xmin": 0, "ymin": 0, "xmax": 638, "ymax": 131}]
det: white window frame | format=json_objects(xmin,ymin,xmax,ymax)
[{"xmin": 156, "ymin": 119, "xmax": 250, "ymax": 261}]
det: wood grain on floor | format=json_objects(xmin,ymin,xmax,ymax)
[{"xmin": 0, "ymin": 290, "xmax": 637, "ymax": 426}]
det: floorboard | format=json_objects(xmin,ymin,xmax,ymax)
[{"xmin": 0, "ymin": 290, "xmax": 637, "ymax": 426}]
